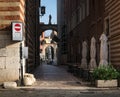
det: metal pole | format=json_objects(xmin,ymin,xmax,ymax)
[{"xmin": 20, "ymin": 43, "xmax": 24, "ymax": 86}]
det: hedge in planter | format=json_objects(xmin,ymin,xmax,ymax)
[{"xmin": 92, "ymin": 65, "xmax": 119, "ymax": 87}]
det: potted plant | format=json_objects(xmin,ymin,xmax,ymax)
[
  {"xmin": 92, "ymin": 65, "xmax": 119, "ymax": 87},
  {"xmin": 116, "ymin": 69, "xmax": 120, "ymax": 87}
]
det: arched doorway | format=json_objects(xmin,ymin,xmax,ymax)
[
  {"xmin": 39, "ymin": 30, "xmax": 58, "ymax": 65},
  {"xmin": 45, "ymin": 46, "xmax": 54, "ymax": 64}
]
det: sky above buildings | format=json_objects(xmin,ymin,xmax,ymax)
[{"xmin": 40, "ymin": 0, "xmax": 57, "ymax": 37}]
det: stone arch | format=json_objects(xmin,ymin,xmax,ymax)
[
  {"xmin": 41, "ymin": 43, "xmax": 57, "ymax": 63},
  {"xmin": 45, "ymin": 45, "xmax": 54, "ymax": 60},
  {"xmin": 39, "ymin": 24, "xmax": 58, "ymax": 35}
]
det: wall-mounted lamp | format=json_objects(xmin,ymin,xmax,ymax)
[{"xmin": 40, "ymin": 6, "xmax": 46, "ymax": 16}]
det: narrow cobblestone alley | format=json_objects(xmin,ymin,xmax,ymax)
[{"xmin": 32, "ymin": 63, "xmax": 89, "ymax": 89}]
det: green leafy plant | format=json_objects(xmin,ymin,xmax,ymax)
[{"xmin": 93, "ymin": 65, "xmax": 119, "ymax": 80}]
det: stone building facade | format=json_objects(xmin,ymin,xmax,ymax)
[
  {"xmin": 25, "ymin": 0, "xmax": 40, "ymax": 72},
  {"xmin": 57, "ymin": 0, "xmax": 67, "ymax": 65},
  {"xmin": 57, "ymin": 0, "xmax": 104, "ymax": 66},
  {"xmin": 0, "ymin": 0, "xmax": 40, "ymax": 83},
  {"xmin": 104, "ymin": 0, "xmax": 120, "ymax": 68},
  {"xmin": 58, "ymin": 0, "xmax": 120, "ymax": 68}
]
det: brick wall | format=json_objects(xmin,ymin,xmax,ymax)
[
  {"xmin": 0, "ymin": 0, "xmax": 25, "ymax": 30},
  {"xmin": 0, "ymin": 0, "xmax": 25, "ymax": 82},
  {"xmin": 105, "ymin": 0, "xmax": 120, "ymax": 67},
  {"xmin": 0, "ymin": 0, "xmax": 40, "ymax": 82},
  {"xmin": 25, "ymin": 0, "xmax": 40, "ymax": 72}
]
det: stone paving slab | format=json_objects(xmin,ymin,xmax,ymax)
[
  {"xmin": 0, "ymin": 65, "xmax": 120, "ymax": 97},
  {"xmin": 17, "ymin": 63, "xmax": 120, "ymax": 91},
  {"xmin": 32, "ymin": 64, "xmax": 91, "ymax": 89},
  {"xmin": 0, "ymin": 88, "xmax": 120, "ymax": 97}
]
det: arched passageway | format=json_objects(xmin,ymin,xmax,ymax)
[
  {"xmin": 43, "ymin": 44, "xmax": 57, "ymax": 64},
  {"xmin": 39, "ymin": 23, "xmax": 58, "ymax": 35}
]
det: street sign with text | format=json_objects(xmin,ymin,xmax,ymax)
[{"xmin": 12, "ymin": 22, "xmax": 23, "ymax": 41}]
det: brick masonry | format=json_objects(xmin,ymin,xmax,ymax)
[
  {"xmin": 0, "ymin": 0, "xmax": 40, "ymax": 83},
  {"xmin": 105, "ymin": 0, "xmax": 120, "ymax": 67},
  {"xmin": 0, "ymin": 0, "xmax": 25, "ymax": 82}
]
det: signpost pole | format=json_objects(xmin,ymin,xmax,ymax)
[
  {"xmin": 20, "ymin": 42, "xmax": 24, "ymax": 86},
  {"xmin": 12, "ymin": 22, "xmax": 24, "ymax": 85}
]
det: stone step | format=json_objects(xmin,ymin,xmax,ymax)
[{"xmin": 3, "ymin": 82, "xmax": 17, "ymax": 89}]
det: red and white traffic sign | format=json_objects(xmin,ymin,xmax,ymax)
[
  {"xmin": 12, "ymin": 22, "xmax": 23, "ymax": 41},
  {"xmin": 14, "ymin": 23, "xmax": 21, "ymax": 32}
]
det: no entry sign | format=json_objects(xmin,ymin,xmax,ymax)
[
  {"xmin": 15, "ymin": 23, "xmax": 21, "ymax": 32},
  {"xmin": 12, "ymin": 22, "xmax": 23, "ymax": 41}
]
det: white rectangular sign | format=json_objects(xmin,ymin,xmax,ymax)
[
  {"xmin": 22, "ymin": 47, "xmax": 28, "ymax": 59},
  {"xmin": 12, "ymin": 22, "xmax": 23, "ymax": 41}
]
